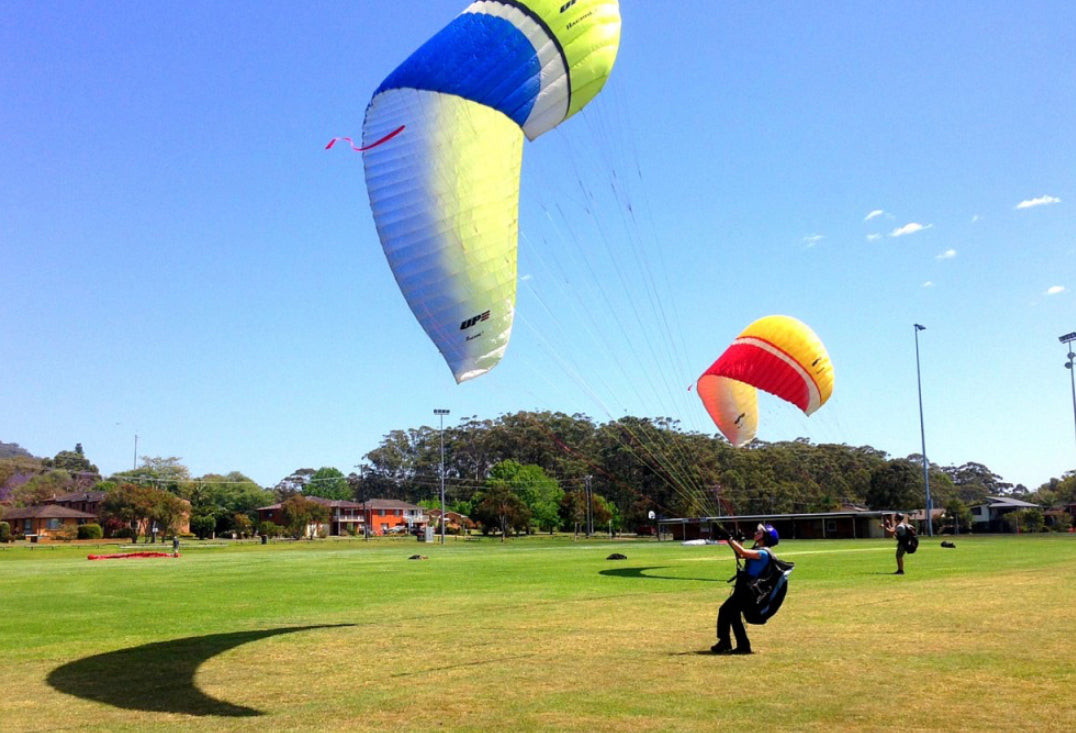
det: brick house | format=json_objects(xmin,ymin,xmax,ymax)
[
  {"xmin": 366, "ymin": 499, "xmax": 428, "ymax": 535},
  {"xmin": 427, "ymin": 508, "xmax": 476, "ymax": 534},
  {"xmin": 2, "ymin": 490, "xmax": 192, "ymax": 540},
  {"xmin": 257, "ymin": 497, "xmax": 365, "ymax": 537},
  {"xmin": 257, "ymin": 497, "xmax": 428, "ymax": 537},
  {"xmin": 47, "ymin": 490, "xmax": 191, "ymax": 537},
  {"xmin": 3, "ymin": 504, "xmax": 98, "ymax": 539}
]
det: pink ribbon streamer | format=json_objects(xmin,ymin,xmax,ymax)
[{"xmin": 325, "ymin": 125, "xmax": 405, "ymax": 152}]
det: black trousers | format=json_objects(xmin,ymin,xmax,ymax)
[{"xmin": 716, "ymin": 586, "xmax": 751, "ymax": 650}]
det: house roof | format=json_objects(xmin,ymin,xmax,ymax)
[
  {"xmin": 427, "ymin": 508, "xmax": 476, "ymax": 526},
  {"xmin": 907, "ymin": 508, "xmax": 946, "ymax": 521},
  {"xmin": 363, "ymin": 498, "xmax": 423, "ymax": 510},
  {"xmin": 257, "ymin": 496, "xmax": 425, "ymax": 512},
  {"xmin": 258, "ymin": 495, "xmax": 364, "ymax": 511},
  {"xmin": 971, "ymin": 495, "xmax": 1041, "ymax": 510},
  {"xmin": 308, "ymin": 496, "xmax": 363, "ymax": 508},
  {"xmin": 51, "ymin": 490, "xmax": 107, "ymax": 503},
  {"xmin": 3, "ymin": 504, "xmax": 98, "ymax": 520},
  {"xmin": 428, "ymin": 509, "xmax": 471, "ymax": 519}
]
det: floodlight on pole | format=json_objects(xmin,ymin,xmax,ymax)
[
  {"xmin": 434, "ymin": 409, "xmax": 450, "ymax": 545},
  {"xmin": 914, "ymin": 324, "xmax": 934, "ymax": 536},
  {"xmin": 354, "ymin": 464, "xmax": 368, "ymax": 541},
  {"xmin": 1061, "ymin": 332, "xmax": 1076, "ymax": 458}
]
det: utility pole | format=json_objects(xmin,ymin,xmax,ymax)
[
  {"xmin": 354, "ymin": 464, "xmax": 368, "ymax": 540},
  {"xmin": 434, "ymin": 409, "xmax": 450, "ymax": 545},
  {"xmin": 585, "ymin": 475, "xmax": 593, "ymax": 537},
  {"xmin": 1061, "ymin": 332, "xmax": 1076, "ymax": 458},
  {"xmin": 914, "ymin": 324, "xmax": 934, "ymax": 536}
]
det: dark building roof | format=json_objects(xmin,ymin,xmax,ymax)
[
  {"xmin": 971, "ymin": 495, "xmax": 1040, "ymax": 510},
  {"xmin": 363, "ymin": 498, "xmax": 422, "ymax": 511},
  {"xmin": 51, "ymin": 490, "xmax": 107, "ymax": 503},
  {"xmin": 258, "ymin": 497, "xmax": 422, "ymax": 512},
  {"xmin": 258, "ymin": 496, "xmax": 363, "ymax": 511}
]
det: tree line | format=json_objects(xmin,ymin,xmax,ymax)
[
  {"xmin": 356, "ymin": 412, "xmax": 1074, "ymax": 533},
  {"xmin": 2, "ymin": 414, "xmax": 1074, "ymax": 539}
]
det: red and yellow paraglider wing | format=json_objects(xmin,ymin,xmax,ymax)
[
  {"xmin": 695, "ymin": 374, "xmax": 758, "ymax": 447},
  {"xmin": 696, "ymin": 315, "xmax": 832, "ymax": 445},
  {"xmin": 718, "ymin": 315, "xmax": 833, "ymax": 415}
]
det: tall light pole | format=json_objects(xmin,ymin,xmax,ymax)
[
  {"xmin": 1060, "ymin": 331, "xmax": 1076, "ymax": 458},
  {"xmin": 434, "ymin": 409, "xmax": 450, "ymax": 545},
  {"xmin": 914, "ymin": 324, "xmax": 934, "ymax": 536},
  {"xmin": 585, "ymin": 475, "xmax": 593, "ymax": 537},
  {"xmin": 354, "ymin": 464, "xmax": 368, "ymax": 541}
]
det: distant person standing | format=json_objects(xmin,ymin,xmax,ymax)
[{"xmin": 881, "ymin": 513, "xmax": 911, "ymax": 574}]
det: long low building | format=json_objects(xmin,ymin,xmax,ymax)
[{"xmin": 658, "ymin": 510, "xmax": 895, "ymax": 542}]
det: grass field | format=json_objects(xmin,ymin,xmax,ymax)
[{"xmin": 1, "ymin": 533, "xmax": 1074, "ymax": 732}]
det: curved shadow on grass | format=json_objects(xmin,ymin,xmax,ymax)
[
  {"xmin": 47, "ymin": 624, "xmax": 353, "ymax": 717},
  {"xmin": 599, "ymin": 566, "xmax": 723, "ymax": 583}
]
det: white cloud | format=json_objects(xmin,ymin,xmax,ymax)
[
  {"xmin": 936, "ymin": 249, "xmax": 956, "ymax": 260},
  {"xmin": 971, "ymin": 214, "xmax": 980, "ymax": 223},
  {"xmin": 803, "ymin": 234, "xmax": 824, "ymax": 247},
  {"xmin": 520, "ymin": 273, "xmax": 533, "ymax": 282},
  {"xmin": 1016, "ymin": 195, "xmax": 1061, "ymax": 209},
  {"xmin": 922, "ymin": 281, "xmax": 934, "ymax": 288},
  {"xmin": 1046, "ymin": 285, "xmax": 1065, "ymax": 295},
  {"xmin": 864, "ymin": 209, "xmax": 884, "ymax": 222},
  {"xmin": 890, "ymin": 222, "xmax": 932, "ymax": 237},
  {"xmin": 866, "ymin": 233, "xmax": 882, "ymax": 242}
]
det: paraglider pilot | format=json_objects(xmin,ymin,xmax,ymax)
[
  {"xmin": 881, "ymin": 513, "xmax": 910, "ymax": 575},
  {"xmin": 712, "ymin": 523, "xmax": 779, "ymax": 655}
]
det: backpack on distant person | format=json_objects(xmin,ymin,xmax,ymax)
[{"xmin": 902, "ymin": 524, "xmax": 919, "ymax": 554}]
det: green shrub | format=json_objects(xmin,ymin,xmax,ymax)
[
  {"xmin": 190, "ymin": 515, "xmax": 217, "ymax": 540},
  {"xmin": 109, "ymin": 526, "xmax": 135, "ymax": 540},
  {"xmin": 78, "ymin": 523, "xmax": 104, "ymax": 540},
  {"xmin": 259, "ymin": 521, "xmax": 285, "ymax": 538},
  {"xmin": 0, "ymin": 521, "xmax": 11, "ymax": 543}
]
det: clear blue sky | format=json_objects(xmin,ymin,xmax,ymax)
[{"xmin": 3, "ymin": 1, "xmax": 1074, "ymax": 491}]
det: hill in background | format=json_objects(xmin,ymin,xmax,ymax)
[{"xmin": 0, "ymin": 441, "xmax": 35, "ymax": 460}]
